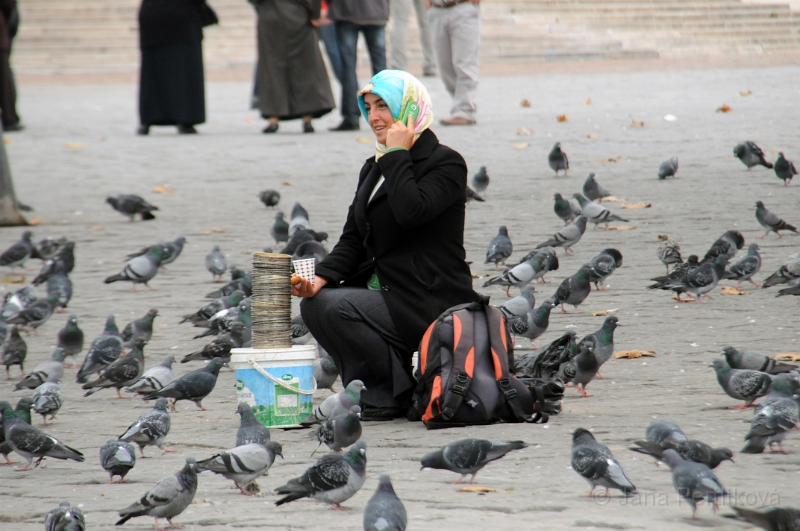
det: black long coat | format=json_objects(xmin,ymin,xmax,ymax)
[
  {"xmin": 139, "ymin": 0, "xmax": 204, "ymax": 49},
  {"xmin": 316, "ymin": 129, "xmax": 480, "ymax": 351}
]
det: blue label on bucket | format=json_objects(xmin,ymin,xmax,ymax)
[{"xmin": 235, "ymin": 365, "xmax": 314, "ymax": 427}]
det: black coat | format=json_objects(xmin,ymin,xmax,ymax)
[
  {"xmin": 316, "ymin": 129, "xmax": 480, "ymax": 351},
  {"xmin": 139, "ymin": 0, "xmax": 204, "ymax": 49}
]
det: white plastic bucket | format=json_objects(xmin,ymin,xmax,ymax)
[{"xmin": 230, "ymin": 345, "xmax": 317, "ymax": 428}]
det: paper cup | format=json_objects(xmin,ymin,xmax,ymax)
[{"xmin": 292, "ymin": 258, "xmax": 316, "ymax": 285}]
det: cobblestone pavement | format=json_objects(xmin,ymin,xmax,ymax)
[{"xmin": 2, "ymin": 65, "xmax": 800, "ymax": 530}]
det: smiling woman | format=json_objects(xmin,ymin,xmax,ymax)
[{"xmin": 293, "ymin": 70, "xmax": 479, "ymax": 420}]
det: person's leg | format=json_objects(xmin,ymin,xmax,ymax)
[
  {"xmin": 332, "ymin": 21, "xmax": 361, "ymax": 128},
  {"xmin": 428, "ymin": 7, "xmax": 456, "ymax": 97},
  {"xmin": 319, "ymin": 22, "xmax": 344, "ymax": 84},
  {"xmin": 387, "ymin": 0, "xmax": 412, "ymax": 71},
  {"xmin": 445, "ymin": 3, "xmax": 480, "ymax": 121},
  {"xmin": 413, "ymin": 0, "xmax": 437, "ymax": 76},
  {"xmin": 362, "ymin": 25, "xmax": 387, "ymax": 76}
]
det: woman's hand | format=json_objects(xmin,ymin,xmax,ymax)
[
  {"xmin": 292, "ymin": 275, "xmax": 328, "ymax": 298},
  {"xmin": 385, "ymin": 114, "xmax": 416, "ymax": 151},
  {"xmin": 310, "ymin": 18, "xmax": 321, "ymax": 27}
]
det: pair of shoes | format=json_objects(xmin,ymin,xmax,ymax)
[
  {"xmin": 136, "ymin": 125, "xmax": 149, "ymax": 135},
  {"xmin": 359, "ymin": 406, "xmax": 408, "ymax": 421},
  {"xmin": 262, "ymin": 123, "xmax": 279, "ymax": 133},
  {"xmin": 329, "ymin": 120, "xmax": 359, "ymax": 132},
  {"xmin": 178, "ymin": 124, "xmax": 198, "ymax": 134},
  {"xmin": 4, "ymin": 122, "xmax": 24, "ymax": 132},
  {"xmin": 303, "ymin": 122, "xmax": 314, "ymax": 133},
  {"xmin": 440, "ymin": 116, "xmax": 475, "ymax": 126}
]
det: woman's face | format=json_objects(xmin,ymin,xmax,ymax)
[{"xmin": 363, "ymin": 93, "xmax": 394, "ymax": 145}]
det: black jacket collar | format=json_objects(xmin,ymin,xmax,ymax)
[{"xmin": 363, "ymin": 129, "xmax": 439, "ymax": 167}]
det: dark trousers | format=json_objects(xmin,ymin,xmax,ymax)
[
  {"xmin": 0, "ymin": 50, "xmax": 19, "ymax": 127},
  {"xmin": 300, "ymin": 287, "xmax": 415, "ymax": 411},
  {"xmin": 334, "ymin": 22, "xmax": 386, "ymax": 123},
  {"xmin": 319, "ymin": 22, "xmax": 344, "ymax": 84}
]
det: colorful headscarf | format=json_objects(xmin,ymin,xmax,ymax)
[{"xmin": 357, "ymin": 70, "xmax": 434, "ymax": 160}]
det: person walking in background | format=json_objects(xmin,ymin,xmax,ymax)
[
  {"xmin": 137, "ymin": 0, "xmax": 211, "ymax": 135},
  {"xmin": 253, "ymin": 0, "xmax": 335, "ymax": 134},
  {"xmin": 426, "ymin": 0, "xmax": 480, "ymax": 125},
  {"xmin": 0, "ymin": 0, "xmax": 21, "ymax": 131},
  {"xmin": 388, "ymin": 0, "xmax": 437, "ymax": 77},
  {"xmin": 327, "ymin": 0, "xmax": 389, "ymax": 132}
]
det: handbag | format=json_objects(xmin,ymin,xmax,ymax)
[{"xmin": 198, "ymin": 2, "xmax": 219, "ymax": 27}]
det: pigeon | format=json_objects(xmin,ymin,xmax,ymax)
[
  {"xmin": 513, "ymin": 247, "xmax": 560, "ymax": 283},
  {"xmin": 182, "ymin": 321, "xmax": 246, "ymax": 364},
  {"xmin": 236, "ymin": 402, "xmax": 271, "ymax": 446},
  {"xmin": 1, "ymin": 285, "xmax": 37, "ymax": 322},
  {"xmin": 290, "ymin": 313, "xmax": 312, "ymax": 344},
  {"xmin": 181, "ymin": 290, "xmax": 244, "ymax": 327},
  {"xmin": 721, "ymin": 346, "xmax": 797, "ymax": 375},
  {"xmin": 486, "ymin": 251, "xmax": 558, "ymax": 296},
  {"xmin": 56, "ymin": 314, "xmax": 83, "ymax": 368},
  {"xmin": 570, "ymin": 428, "xmax": 636, "ymax": 496},
  {"xmin": 553, "ymin": 193, "xmax": 582, "ymax": 225},
  {"xmin": 143, "ymin": 357, "xmax": 226, "ymax": 411},
  {"xmin": 559, "ymin": 342, "xmax": 599, "ymax": 397},
  {"xmin": 126, "ymin": 355, "xmax": 175, "ymax": 395},
  {"xmin": 777, "ymin": 280, "xmax": 800, "ymax": 304},
  {"xmin": 0, "ymin": 230, "xmax": 33, "ymax": 270},
  {"xmin": 0, "ymin": 400, "xmax": 84, "ymax": 470},
  {"xmin": 197, "ymin": 441, "xmax": 283, "ymax": 494},
  {"xmin": 641, "ymin": 421, "xmax": 688, "ymax": 445},
  {"xmin": 710, "ymin": 358, "xmax": 772, "ymax": 409},
  {"xmin": 279, "ymin": 228, "xmax": 329, "ymax": 255},
  {"xmin": 118, "ymin": 398, "xmax": 172, "ymax": 457},
  {"xmin": 82, "ymin": 338, "xmax": 146, "ymax": 398},
  {"xmin": 30, "ymin": 236, "xmax": 66, "ymax": 261},
  {"xmin": 552, "ymin": 264, "xmax": 592, "ymax": 313},
  {"xmin": 104, "ymin": 246, "xmax": 163, "ymax": 290},
  {"xmin": 727, "ymin": 506, "xmax": 800, "ymax": 531},
  {"xmin": 741, "ymin": 393, "xmax": 800, "ymax": 454},
  {"xmin": 774, "ymin": 152, "xmax": 798, "ymax": 186},
  {"xmin": 420, "ymin": 438, "xmax": 527, "ymax": 483},
  {"xmin": 548, "ymin": 142, "xmax": 569, "ymax": 176},
  {"xmin": 498, "ymin": 285, "xmax": 536, "ymax": 320},
  {"xmin": 661, "ymin": 449, "xmax": 727, "ymax": 519},
  {"xmin": 300, "ymin": 379, "xmax": 366, "ymax": 426},
  {"xmin": 466, "ymin": 186, "xmax": 485, "ymax": 203},
  {"xmin": 701, "ymin": 230, "xmax": 745, "ymax": 265},
  {"xmin": 122, "ymin": 308, "xmax": 158, "ymax": 348},
  {"xmin": 127, "ymin": 237, "xmax": 186, "ymax": 272},
  {"xmin": 663, "ymin": 256, "xmax": 728, "ymax": 301},
  {"xmin": 1, "ymin": 325, "xmax": 26, "ymax": 377},
  {"xmin": 578, "ymin": 316, "xmax": 619, "ymax": 378},
  {"xmin": 289, "ymin": 202, "xmax": 311, "ymax": 237},
  {"xmin": 721, "ymin": 243, "xmax": 762, "ymax": 289},
  {"xmin": 363, "ymin": 474, "xmax": 407, "ymax": 531},
  {"xmin": 259, "ymin": 189, "xmax": 280, "ymax": 208},
  {"xmin": 657, "ymin": 156, "xmax": 679, "ymax": 179},
  {"xmin": 270, "ymin": 211, "xmax": 290, "ymax": 244},
  {"xmin": 8, "ymin": 294, "xmax": 58, "ymax": 332},
  {"xmin": 116, "ymin": 457, "xmax": 198, "ymax": 528},
  {"xmin": 229, "ymin": 265, "xmax": 248, "ymax": 280},
  {"xmin": 631, "ymin": 432, "xmax": 733, "ymax": 470},
  {"xmin": 100, "ymin": 440, "xmax": 137, "ymax": 483},
  {"xmin": 572, "ymin": 193, "xmax": 628, "ymax": 228},
  {"xmin": 648, "ymin": 254, "xmax": 700, "ymax": 297},
  {"xmin": 535, "ymin": 216, "xmax": 587, "ymax": 255},
  {"xmin": 734, "ymin": 141, "xmax": 773, "ymax": 170},
  {"xmin": 471, "ymin": 166, "xmax": 489, "ymax": 193},
  {"xmin": 311, "ymin": 405, "xmax": 362, "ymax": 454},
  {"xmin": 292, "ymin": 240, "xmax": 329, "ymax": 265},
  {"xmin": 507, "ymin": 298, "xmax": 555, "ymax": 349},
  {"xmin": 583, "ymin": 173, "xmax": 611, "ymax": 202},
  {"xmin": 205, "ymin": 245, "xmax": 227, "ymax": 282},
  {"xmin": 14, "ymin": 348, "xmax": 66, "ymax": 390},
  {"xmin": 32, "ymin": 241, "xmax": 76, "ymax": 285},
  {"xmin": 484, "ymin": 226, "xmax": 513, "ymax": 269},
  {"xmin": 313, "ymin": 348, "xmax": 339, "ymax": 392},
  {"xmin": 762, "ymin": 253, "xmax": 800, "ymax": 288},
  {"xmin": 755, "ymin": 201, "xmax": 798, "ymax": 239},
  {"xmin": 45, "ymin": 501, "xmax": 86, "ymax": 531},
  {"xmin": 106, "ymin": 194, "xmax": 159, "ymax": 221},
  {"xmin": 657, "ymin": 235, "xmax": 682, "ymax": 273},
  {"xmin": 586, "ymin": 248, "xmax": 623, "ymax": 291},
  {"xmin": 76, "ymin": 315, "xmax": 124, "ymax": 383},
  {"xmin": 46, "ymin": 268, "xmax": 72, "ymax": 311},
  {"xmin": 193, "ymin": 297, "xmax": 252, "ymax": 340},
  {"xmin": 0, "ymin": 397, "xmax": 32, "ymax": 463},
  {"xmin": 275, "ymin": 439, "xmax": 367, "ymax": 508},
  {"xmin": 33, "ymin": 373, "xmax": 63, "ymax": 425}
]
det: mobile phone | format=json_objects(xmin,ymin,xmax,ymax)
[{"xmin": 400, "ymin": 102, "xmax": 420, "ymax": 125}]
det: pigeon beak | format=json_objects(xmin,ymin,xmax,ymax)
[
  {"xmin": 362, "ymin": 385, "xmax": 368, "ymax": 391},
  {"xmin": 728, "ymin": 458, "xmax": 735, "ymax": 464}
]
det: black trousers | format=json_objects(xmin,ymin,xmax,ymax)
[
  {"xmin": 0, "ymin": 50, "xmax": 19, "ymax": 127},
  {"xmin": 300, "ymin": 287, "xmax": 415, "ymax": 412}
]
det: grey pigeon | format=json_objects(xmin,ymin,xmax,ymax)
[
  {"xmin": 762, "ymin": 253, "xmax": 800, "ymax": 288},
  {"xmin": 774, "ymin": 152, "xmax": 798, "ymax": 186},
  {"xmin": 363, "ymin": 474, "xmax": 408, "ymax": 531},
  {"xmin": 292, "ymin": 240, "xmax": 328, "ymax": 265},
  {"xmin": 663, "ymin": 256, "xmax": 728, "ymax": 301},
  {"xmin": 573, "ymin": 193, "xmax": 628, "ymax": 228},
  {"xmin": 559, "ymin": 342, "xmax": 599, "ymax": 397},
  {"xmin": 271, "ymin": 211, "xmax": 290, "ymax": 244},
  {"xmin": 182, "ymin": 321, "xmax": 246, "ymax": 364},
  {"xmin": 311, "ymin": 405, "xmax": 362, "ymax": 454},
  {"xmin": 259, "ymin": 189, "xmax": 280, "ymax": 208},
  {"xmin": 197, "ymin": 441, "xmax": 283, "ymax": 494},
  {"xmin": 236, "ymin": 402, "xmax": 271, "ymax": 447},
  {"xmin": 33, "ymin": 373, "xmax": 63, "ymax": 425},
  {"xmin": 1, "ymin": 325, "xmax": 26, "ymax": 377},
  {"xmin": 126, "ymin": 354, "xmax": 175, "ymax": 395},
  {"xmin": 0, "ymin": 230, "xmax": 33, "ymax": 269},
  {"xmin": 734, "ymin": 141, "xmax": 773, "ymax": 170},
  {"xmin": 45, "ymin": 501, "xmax": 85, "ymax": 531},
  {"xmin": 535, "ymin": 216, "xmax": 587, "ymax": 255},
  {"xmin": 485, "ymin": 251, "xmax": 557, "ymax": 296},
  {"xmin": 143, "ymin": 357, "xmax": 226, "ymax": 411},
  {"xmin": 644, "ymin": 421, "xmax": 688, "ymax": 445},
  {"xmin": 710, "ymin": 358, "xmax": 772, "ymax": 409},
  {"xmin": 777, "ymin": 280, "xmax": 800, "ymax": 304},
  {"xmin": 127, "ymin": 237, "xmax": 186, "ymax": 272},
  {"xmin": 300, "ymin": 379, "xmax": 366, "ymax": 426},
  {"xmin": 586, "ymin": 248, "xmax": 623, "ymax": 291},
  {"xmin": 76, "ymin": 315, "xmax": 124, "ymax": 384},
  {"xmin": 755, "ymin": 201, "xmax": 797, "ymax": 239},
  {"xmin": 291, "ymin": 313, "xmax": 312, "ymax": 344},
  {"xmin": 100, "ymin": 439, "xmax": 137, "ymax": 483},
  {"xmin": 0, "ymin": 400, "xmax": 84, "ymax": 470},
  {"xmin": 31, "ymin": 236, "xmax": 66, "ymax": 262},
  {"xmin": 313, "ymin": 348, "xmax": 339, "ymax": 392},
  {"xmin": 722, "ymin": 346, "xmax": 797, "ymax": 375},
  {"xmin": 46, "ymin": 269, "xmax": 72, "ymax": 311},
  {"xmin": 507, "ymin": 298, "xmax": 555, "ymax": 349},
  {"xmin": 630, "ymin": 426, "xmax": 733, "ymax": 470},
  {"xmin": 104, "ymin": 246, "xmax": 163, "ymax": 290},
  {"xmin": 553, "ymin": 193, "xmax": 582, "ymax": 225},
  {"xmin": 498, "ymin": 285, "xmax": 536, "ymax": 320},
  {"xmin": 181, "ymin": 290, "xmax": 244, "ymax": 327},
  {"xmin": 420, "ymin": 438, "xmax": 527, "ymax": 483},
  {"xmin": 205, "ymin": 245, "xmax": 227, "ymax": 282},
  {"xmin": 32, "ymin": 241, "xmax": 75, "ymax": 285},
  {"xmin": 662, "ymin": 449, "xmax": 727, "ymax": 519},
  {"xmin": 484, "ymin": 226, "xmax": 512, "ymax": 269},
  {"xmin": 657, "ymin": 235, "xmax": 682, "ymax": 273},
  {"xmin": 701, "ymin": 230, "xmax": 744, "ymax": 265},
  {"xmin": 118, "ymin": 398, "xmax": 172, "ymax": 457},
  {"xmin": 8, "ymin": 294, "xmax": 58, "ymax": 332},
  {"xmin": 14, "ymin": 348, "xmax": 66, "ymax": 390},
  {"xmin": 727, "ymin": 506, "xmax": 800, "ymax": 531},
  {"xmin": 279, "ymin": 228, "xmax": 329, "ymax": 255},
  {"xmin": 107, "ymin": 194, "xmax": 159, "ymax": 221},
  {"xmin": 583, "ymin": 172, "xmax": 611, "ymax": 201},
  {"xmin": 578, "ymin": 316, "xmax": 619, "ymax": 377},
  {"xmin": 741, "ymin": 393, "xmax": 800, "ymax": 454},
  {"xmin": 193, "ymin": 297, "xmax": 252, "ymax": 340},
  {"xmin": 548, "ymin": 142, "xmax": 569, "ymax": 176},
  {"xmin": 471, "ymin": 166, "xmax": 489, "ymax": 193},
  {"xmin": 116, "ymin": 457, "xmax": 198, "ymax": 528},
  {"xmin": 514, "ymin": 247, "xmax": 560, "ymax": 283},
  {"xmin": 289, "ymin": 202, "xmax": 311, "ymax": 237},
  {"xmin": 570, "ymin": 428, "xmax": 636, "ymax": 496},
  {"xmin": 0, "ymin": 397, "xmax": 33, "ymax": 463},
  {"xmin": 648, "ymin": 254, "xmax": 700, "ymax": 298},
  {"xmin": 657, "ymin": 156, "xmax": 679, "ymax": 179},
  {"xmin": 1, "ymin": 284, "xmax": 37, "ymax": 321},
  {"xmin": 82, "ymin": 338, "xmax": 146, "ymax": 398},
  {"xmin": 552, "ymin": 264, "xmax": 592, "ymax": 313},
  {"xmin": 57, "ymin": 314, "xmax": 83, "ymax": 367},
  {"xmin": 122, "ymin": 308, "xmax": 158, "ymax": 348},
  {"xmin": 275, "ymin": 439, "xmax": 367, "ymax": 508}
]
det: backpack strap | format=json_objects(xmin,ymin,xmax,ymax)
[{"xmin": 438, "ymin": 308, "xmax": 476, "ymax": 421}]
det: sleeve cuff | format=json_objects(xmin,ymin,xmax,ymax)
[{"xmin": 385, "ymin": 147, "xmax": 409, "ymax": 154}]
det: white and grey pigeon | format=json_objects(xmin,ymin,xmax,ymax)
[
  {"xmin": 126, "ymin": 354, "xmax": 175, "ymax": 395},
  {"xmin": 586, "ymin": 248, "xmax": 623, "ymax": 291},
  {"xmin": 104, "ymin": 246, "xmax": 163, "ymax": 290},
  {"xmin": 721, "ymin": 346, "xmax": 798, "ymax": 374},
  {"xmin": 205, "ymin": 245, "xmax": 227, "ymax": 282},
  {"xmin": 661, "ymin": 449, "xmax": 727, "ymax": 519},
  {"xmin": 583, "ymin": 173, "xmax": 611, "ymax": 202},
  {"xmin": 115, "ymin": 457, "xmax": 198, "ymax": 529},
  {"xmin": 8, "ymin": 294, "xmax": 58, "ymax": 332},
  {"xmin": 274, "ymin": 439, "xmax": 367, "ymax": 509},
  {"xmin": 548, "ymin": 142, "xmax": 569, "ymax": 176},
  {"xmin": 363, "ymin": 474, "xmax": 407, "ymax": 531},
  {"xmin": 118, "ymin": 397, "xmax": 172, "ymax": 457},
  {"xmin": 657, "ymin": 235, "xmax": 682, "ymax": 273},
  {"xmin": 734, "ymin": 141, "xmax": 773, "ymax": 170},
  {"xmin": 535, "ymin": 216, "xmax": 587, "ymax": 255},
  {"xmin": 723, "ymin": 243, "xmax": 762, "ymax": 289},
  {"xmin": 484, "ymin": 226, "xmax": 512, "ymax": 269},
  {"xmin": 197, "ymin": 441, "xmax": 283, "ymax": 495},
  {"xmin": 570, "ymin": 428, "xmax": 636, "ymax": 497},
  {"xmin": 311, "ymin": 405, "xmax": 362, "ymax": 454},
  {"xmin": 755, "ymin": 201, "xmax": 798, "ymax": 239},
  {"xmin": 763, "ymin": 252, "xmax": 800, "ymax": 288},
  {"xmin": 1, "ymin": 285, "xmax": 37, "ymax": 321},
  {"xmin": 507, "ymin": 298, "xmax": 555, "ymax": 349},
  {"xmin": 121, "ymin": 308, "xmax": 158, "ymax": 348},
  {"xmin": 33, "ymin": 373, "xmax": 63, "ymax": 425},
  {"xmin": 313, "ymin": 347, "xmax": 339, "ymax": 392},
  {"xmin": 14, "ymin": 348, "xmax": 66, "ymax": 390},
  {"xmin": 300, "ymin": 379, "xmax": 366, "ymax": 426},
  {"xmin": 710, "ymin": 358, "xmax": 772, "ymax": 409},
  {"xmin": 0, "ymin": 230, "xmax": 34, "ymax": 270},
  {"xmin": 236, "ymin": 402, "xmax": 271, "ymax": 446},
  {"xmin": 289, "ymin": 202, "xmax": 312, "ymax": 237},
  {"xmin": 45, "ymin": 501, "xmax": 85, "ymax": 531},
  {"xmin": 498, "ymin": 285, "xmax": 536, "ymax": 320},
  {"xmin": 657, "ymin": 156, "xmax": 679, "ymax": 179},
  {"xmin": 421, "ymin": 438, "xmax": 528, "ymax": 484},
  {"xmin": 572, "ymin": 193, "xmax": 628, "ymax": 228},
  {"xmin": 100, "ymin": 439, "xmax": 137, "ymax": 483}
]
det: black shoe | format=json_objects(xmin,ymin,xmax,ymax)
[
  {"xmin": 359, "ymin": 406, "xmax": 408, "ymax": 421},
  {"xmin": 262, "ymin": 123, "xmax": 279, "ymax": 133},
  {"xmin": 329, "ymin": 120, "xmax": 359, "ymax": 132},
  {"xmin": 136, "ymin": 125, "xmax": 149, "ymax": 135},
  {"xmin": 4, "ymin": 122, "xmax": 24, "ymax": 132},
  {"xmin": 178, "ymin": 124, "xmax": 197, "ymax": 134},
  {"xmin": 303, "ymin": 122, "xmax": 314, "ymax": 133}
]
